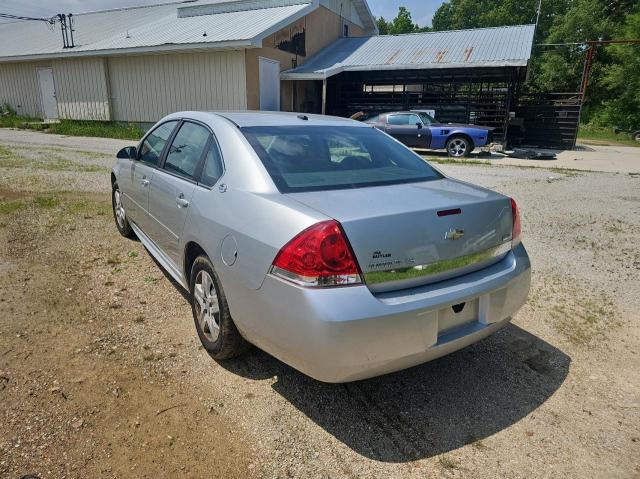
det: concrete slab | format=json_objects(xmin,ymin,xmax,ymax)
[{"xmin": 421, "ymin": 143, "xmax": 639, "ymax": 174}]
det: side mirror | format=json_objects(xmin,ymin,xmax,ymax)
[
  {"xmin": 117, "ymin": 146, "xmax": 137, "ymax": 160},
  {"xmin": 416, "ymin": 122, "xmax": 423, "ymax": 129}
]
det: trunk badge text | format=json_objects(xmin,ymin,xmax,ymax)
[{"xmin": 445, "ymin": 228, "xmax": 465, "ymax": 240}]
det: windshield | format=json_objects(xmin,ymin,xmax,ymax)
[{"xmin": 241, "ymin": 125, "xmax": 442, "ymax": 193}]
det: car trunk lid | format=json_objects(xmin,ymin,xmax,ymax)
[{"xmin": 287, "ymin": 179, "xmax": 514, "ymax": 293}]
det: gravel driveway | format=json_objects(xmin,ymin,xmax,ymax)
[{"xmin": 0, "ymin": 129, "xmax": 638, "ymax": 478}]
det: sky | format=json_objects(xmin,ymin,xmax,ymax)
[{"xmin": 0, "ymin": 0, "xmax": 444, "ymax": 27}]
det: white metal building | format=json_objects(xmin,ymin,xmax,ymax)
[{"xmin": 0, "ymin": 0, "xmax": 377, "ymax": 122}]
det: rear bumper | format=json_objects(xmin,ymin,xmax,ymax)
[{"xmin": 235, "ymin": 243, "xmax": 531, "ymax": 383}]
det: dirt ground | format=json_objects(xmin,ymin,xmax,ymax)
[{"xmin": 0, "ymin": 129, "xmax": 639, "ymax": 479}]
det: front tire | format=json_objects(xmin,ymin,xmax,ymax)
[
  {"xmin": 633, "ymin": 130, "xmax": 640, "ymax": 142},
  {"xmin": 112, "ymin": 181, "xmax": 134, "ymax": 238},
  {"xmin": 446, "ymin": 136, "xmax": 473, "ymax": 158},
  {"xmin": 190, "ymin": 256, "xmax": 249, "ymax": 359}
]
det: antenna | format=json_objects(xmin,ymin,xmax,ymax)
[{"xmin": 57, "ymin": 14, "xmax": 75, "ymax": 48}]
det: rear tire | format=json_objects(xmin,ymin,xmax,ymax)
[
  {"xmin": 446, "ymin": 136, "xmax": 473, "ymax": 158},
  {"xmin": 190, "ymin": 256, "xmax": 250, "ymax": 359},
  {"xmin": 112, "ymin": 181, "xmax": 135, "ymax": 238},
  {"xmin": 633, "ymin": 131, "xmax": 640, "ymax": 142}
]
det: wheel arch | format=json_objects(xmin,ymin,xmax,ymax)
[
  {"xmin": 446, "ymin": 132, "xmax": 475, "ymax": 149},
  {"xmin": 110, "ymin": 172, "xmax": 117, "ymax": 186},
  {"xmin": 184, "ymin": 241, "xmax": 209, "ymax": 284}
]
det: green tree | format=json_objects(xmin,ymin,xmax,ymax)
[
  {"xmin": 432, "ymin": 0, "xmax": 564, "ymax": 36},
  {"xmin": 389, "ymin": 6, "xmax": 421, "ymax": 34},
  {"xmin": 590, "ymin": 8, "xmax": 640, "ymax": 128},
  {"xmin": 430, "ymin": 0, "xmax": 639, "ymax": 127},
  {"xmin": 376, "ymin": 16, "xmax": 390, "ymax": 35},
  {"xmin": 377, "ymin": 7, "xmax": 431, "ymax": 35}
]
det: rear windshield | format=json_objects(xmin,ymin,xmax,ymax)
[{"xmin": 241, "ymin": 125, "xmax": 442, "ymax": 193}]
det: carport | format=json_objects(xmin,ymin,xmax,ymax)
[{"xmin": 282, "ymin": 25, "xmax": 581, "ymax": 149}]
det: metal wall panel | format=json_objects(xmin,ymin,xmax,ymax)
[
  {"xmin": 107, "ymin": 50, "xmax": 247, "ymax": 123},
  {"xmin": 510, "ymin": 93, "xmax": 582, "ymax": 149},
  {"xmin": 0, "ymin": 61, "xmax": 46, "ymax": 117},
  {"xmin": 326, "ymin": 68, "xmax": 522, "ymax": 143},
  {"xmin": 320, "ymin": 0, "xmax": 365, "ymax": 28},
  {"xmin": 53, "ymin": 58, "xmax": 111, "ymax": 120}
]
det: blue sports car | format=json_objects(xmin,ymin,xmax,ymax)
[{"xmin": 363, "ymin": 111, "xmax": 494, "ymax": 157}]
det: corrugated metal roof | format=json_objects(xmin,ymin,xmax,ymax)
[
  {"xmin": 282, "ymin": 24, "xmax": 536, "ymax": 79},
  {"xmin": 0, "ymin": 0, "xmax": 314, "ymax": 61}
]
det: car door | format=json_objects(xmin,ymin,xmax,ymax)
[
  {"xmin": 122, "ymin": 121, "xmax": 178, "ymax": 231},
  {"xmin": 385, "ymin": 114, "xmax": 424, "ymax": 147},
  {"xmin": 415, "ymin": 113, "xmax": 434, "ymax": 148},
  {"xmin": 147, "ymin": 120, "xmax": 212, "ymax": 263}
]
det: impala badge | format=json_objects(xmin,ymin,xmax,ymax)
[{"xmin": 445, "ymin": 228, "xmax": 465, "ymax": 240}]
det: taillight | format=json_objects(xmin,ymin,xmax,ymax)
[
  {"xmin": 271, "ymin": 220, "xmax": 362, "ymax": 287},
  {"xmin": 510, "ymin": 198, "xmax": 522, "ymax": 247}
]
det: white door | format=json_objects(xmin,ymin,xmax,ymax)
[
  {"xmin": 259, "ymin": 57, "xmax": 280, "ymax": 111},
  {"xmin": 37, "ymin": 68, "xmax": 58, "ymax": 120}
]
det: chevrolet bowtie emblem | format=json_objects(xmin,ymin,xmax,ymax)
[{"xmin": 445, "ymin": 228, "xmax": 465, "ymax": 240}]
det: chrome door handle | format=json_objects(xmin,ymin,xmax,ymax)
[
  {"xmin": 176, "ymin": 195, "xmax": 190, "ymax": 208},
  {"xmin": 140, "ymin": 179, "xmax": 150, "ymax": 187}
]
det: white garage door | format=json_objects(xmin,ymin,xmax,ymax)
[{"xmin": 259, "ymin": 57, "xmax": 280, "ymax": 111}]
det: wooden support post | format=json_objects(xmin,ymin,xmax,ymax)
[{"xmin": 321, "ymin": 78, "xmax": 327, "ymax": 115}]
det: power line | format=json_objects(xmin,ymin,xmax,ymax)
[
  {"xmin": 0, "ymin": 11, "xmax": 77, "ymax": 47},
  {"xmin": 0, "ymin": 13, "xmax": 55, "ymax": 24}
]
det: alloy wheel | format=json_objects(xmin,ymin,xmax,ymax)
[
  {"xmin": 448, "ymin": 138, "xmax": 468, "ymax": 157},
  {"xmin": 193, "ymin": 270, "xmax": 221, "ymax": 342},
  {"xmin": 113, "ymin": 188, "xmax": 126, "ymax": 228}
]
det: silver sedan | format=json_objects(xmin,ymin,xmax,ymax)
[{"xmin": 111, "ymin": 111, "xmax": 531, "ymax": 383}]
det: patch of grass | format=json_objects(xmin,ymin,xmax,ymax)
[
  {"xmin": 0, "ymin": 199, "xmax": 27, "ymax": 214},
  {"xmin": 47, "ymin": 120, "xmax": 145, "ymax": 141},
  {"xmin": 34, "ymin": 195, "xmax": 60, "ymax": 209},
  {"xmin": 0, "ymin": 148, "xmax": 109, "ymax": 173},
  {"xmin": 425, "ymin": 156, "xmax": 492, "ymax": 166},
  {"xmin": 65, "ymin": 199, "xmax": 110, "ymax": 217},
  {"xmin": 2, "ymin": 105, "xmax": 144, "ymax": 140},
  {"xmin": 0, "ymin": 109, "xmax": 41, "ymax": 129},
  {"xmin": 550, "ymin": 290, "xmax": 617, "ymax": 345},
  {"xmin": 438, "ymin": 455, "xmax": 459, "ymax": 469},
  {"xmin": 547, "ymin": 167, "xmax": 583, "ymax": 177},
  {"xmin": 19, "ymin": 145, "xmax": 109, "ymax": 160},
  {"xmin": 578, "ymin": 125, "xmax": 639, "ymax": 147},
  {"xmin": 128, "ymin": 251, "xmax": 139, "ymax": 258},
  {"xmin": 144, "ymin": 276, "xmax": 158, "ymax": 284}
]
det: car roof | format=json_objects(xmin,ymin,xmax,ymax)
[
  {"xmin": 386, "ymin": 111, "xmax": 424, "ymax": 115},
  {"xmin": 200, "ymin": 111, "xmax": 365, "ymax": 128}
]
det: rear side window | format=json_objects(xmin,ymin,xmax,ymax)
[
  {"xmin": 139, "ymin": 121, "xmax": 177, "ymax": 166},
  {"xmin": 200, "ymin": 140, "xmax": 224, "ymax": 187},
  {"xmin": 241, "ymin": 125, "xmax": 442, "ymax": 192},
  {"xmin": 163, "ymin": 122, "xmax": 211, "ymax": 179},
  {"xmin": 388, "ymin": 114, "xmax": 410, "ymax": 125}
]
